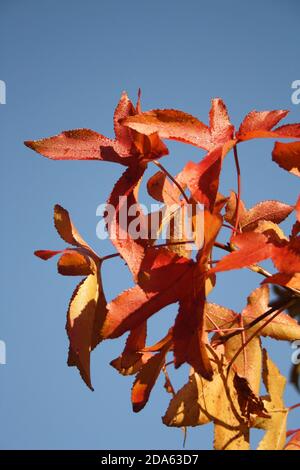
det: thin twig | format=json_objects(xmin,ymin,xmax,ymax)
[
  {"xmin": 101, "ymin": 253, "xmax": 120, "ymax": 262},
  {"xmin": 218, "ymin": 298, "xmax": 296, "ymax": 344},
  {"xmin": 153, "ymin": 159, "xmax": 190, "ymax": 204},
  {"xmin": 227, "ymin": 299, "xmax": 296, "ymax": 373},
  {"xmin": 233, "ymin": 145, "xmax": 242, "ymax": 236}
]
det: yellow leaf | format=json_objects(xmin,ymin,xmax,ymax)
[
  {"xmin": 253, "ymin": 349, "xmax": 288, "ymax": 450},
  {"xmin": 66, "ymin": 272, "xmax": 107, "ymax": 390}
]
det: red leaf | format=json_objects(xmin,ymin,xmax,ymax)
[
  {"xmin": 209, "ymin": 98, "xmax": 234, "ymax": 148},
  {"xmin": 110, "ymin": 322, "xmax": 152, "ymax": 376},
  {"xmin": 271, "ymin": 237, "xmax": 300, "ymax": 273},
  {"xmin": 183, "ymin": 146, "xmax": 223, "ymax": 211},
  {"xmin": 211, "ymin": 232, "xmax": 272, "ymax": 273},
  {"xmin": 131, "ymin": 344, "xmax": 170, "ymax": 412},
  {"xmin": 272, "ymin": 141, "xmax": 300, "ymax": 177},
  {"xmin": 263, "ymin": 272, "xmax": 300, "ymax": 291},
  {"xmin": 240, "ymin": 200, "xmax": 294, "ymax": 232},
  {"xmin": 25, "ymin": 92, "xmax": 168, "ymax": 166},
  {"xmin": 106, "ymin": 165, "xmax": 148, "ymax": 278},
  {"xmin": 34, "ymin": 249, "xmax": 63, "ymax": 260},
  {"xmin": 236, "ymin": 110, "xmax": 289, "ymax": 141},
  {"xmin": 113, "ymin": 91, "xmax": 136, "ymax": 153},
  {"xmin": 173, "ymin": 284, "xmax": 213, "ymax": 379},
  {"xmin": 296, "ymin": 195, "xmax": 300, "ymax": 222},
  {"xmin": 123, "ymin": 98, "xmax": 233, "ymax": 151},
  {"xmin": 123, "ymin": 109, "xmax": 211, "ymax": 149},
  {"xmin": 25, "ymin": 129, "xmax": 126, "ymax": 163},
  {"xmin": 102, "ymin": 250, "xmax": 192, "ymax": 339}
]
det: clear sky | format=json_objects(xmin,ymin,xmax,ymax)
[{"xmin": 0, "ymin": 0, "xmax": 299, "ymax": 450}]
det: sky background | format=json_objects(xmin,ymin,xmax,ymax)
[{"xmin": 0, "ymin": 0, "xmax": 300, "ymax": 450}]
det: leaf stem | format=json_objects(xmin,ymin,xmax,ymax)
[
  {"xmin": 101, "ymin": 253, "xmax": 120, "ymax": 262},
  {"xmin": 219, "ymin": 298, "xmax": 296, "ymax": 344},
  {"xmin": 153, "ymin": 160, "xmax": 190, "ymax": 204},
  {"xmin": 233, "ymin": 145, "xmax": 242, "ymax": 236},
  {"xmin": 227, "ymin": 299, "xmax": 296, "ymax": 372}
]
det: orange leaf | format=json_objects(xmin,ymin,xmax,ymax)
[
  {"xmin": 272, "ymin": 141, "xmax": 300, "ymax": 177},
  {"xmin": 110, "ymin": 322, "xmax": 152, "ymax": 376},
  {"xmin": 211, "ymin": 232, "xmax": 272, "ymax": 273},
  {"xmin": 66, "ymin": 272, "xmax": 107, "ymax": 390},
  {"xmin": 285, "ymin": 430, "xmax": 300, "ymax": 450},
  {"xmin": 131, "ymin": 344, "xmax": 170, "ymax": 412},
  {"xmin": 57, "ymin": 251, "xmax": 94, "ymax": 276}
]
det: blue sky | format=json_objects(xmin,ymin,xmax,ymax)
[{"xmin": 0, "ymin": 0, "xmax": 299, "ymax": 450}]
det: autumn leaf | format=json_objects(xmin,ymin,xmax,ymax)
[
  {"xmin": 272, "ymin": 141, "xmax": 300, "ymax": 177},
  {"xmin": 122, "ymin": 98, "xmax": 234, "ymax": 151},
  {"xmin": 285, "ymin": 430, "xmax": 300, "ymax": 450},
  {"xmin": 163, "ymin": 348, "xmax": 250, "ymax": 450},
  {"xmin": 236, "ymin": 109, "xmax": 289, "ymax": 141},
  {"xmin": 263, "ymin": 272, "xmax": 300, "ymax": 292},
  {"xmin": 236, "ymin": 109, "xmax": 300, "ymax": 142},
  {"xmin": 29, "ymin": 91, "xmax": 300, "ymax": 449},
  {"xmin": 110, "ymin": 322, "xmax": 152, "ymax": 376},
  {"xmin": 182, "ymin": 146, "xmax": 224, "ymax": 212},
  {"xmin": 25, "ymin": 92, "xmax": 168, "ymax": 165},
  {"xmin": 252, "ymin": 349, "xmax": 288, "ymax": 450},
  {"xmin": 131, "ymin": 342, "xmax": 171, "ymax": 412},
  {"xmin": 271, "ymin": 237, "xmax": 300, "ymax": 274},
  {"xmin": 224, "ymin": 195, "xmax": 293, "ymax": 232},
  {"xmin": 211, "ymin": 232, "xmax": 272, "ymax": 273},
  {"xmin": 35, "ymin": 205, "xmax": 107, "ymax": 390},
  {"xmin": 66, "ymin": 272, "xmax": 106, "ymax": 390},
  {"xmin": 296, "ymin": 195, "xmax": 300, "ymax": 222},
  {"xmin": 224, "ymin": 191, "xmax": 247, "ymax": 227}
]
